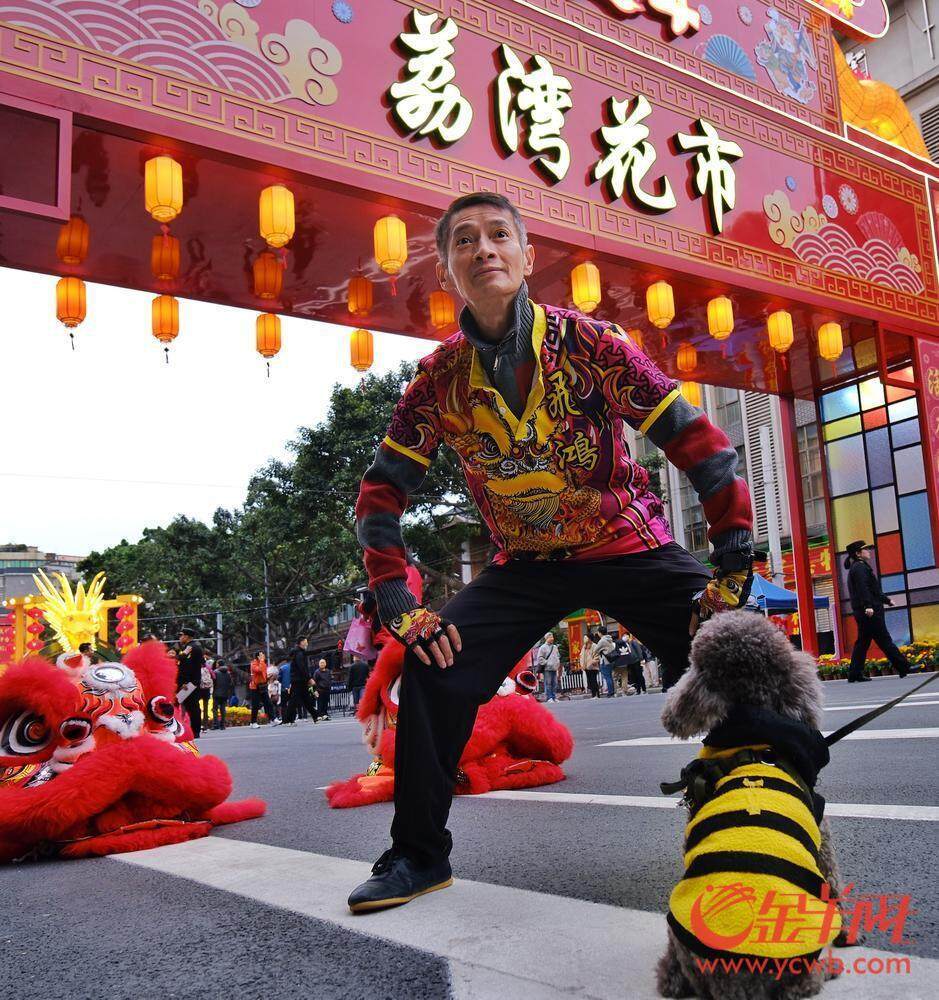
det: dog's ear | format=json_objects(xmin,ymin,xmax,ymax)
[
  {"xmin": 661, "ymin": 665, "xmax": 731, "ymax": 739},
  {"xmin": 775, "ymin": 648, "xmax": 825, "ymax": 730}
]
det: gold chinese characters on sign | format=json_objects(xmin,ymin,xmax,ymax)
[
  {"xmin": 604, "ymin": 0, "xmax": 701, "ymax": 36},
  {"xmin": 389, "ymin": 12, "xmax": 742, "ymax": 233},
  {"xmin": 389, "ymin": 10, "xmax": 473, "ymax": 144}
]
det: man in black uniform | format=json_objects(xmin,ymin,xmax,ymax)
[
  {"xmin": 286, "ymin": 637, "xmax": 318, "ymax": 725},
  {"xmin": 845, "ymin": 540, "xmax": 910, "ymax": 682},
  {"xmin": 176, "ymin": 625, "xmax": 205, "ymax": 737}
]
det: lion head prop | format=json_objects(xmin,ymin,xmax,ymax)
[
  {"xmin": 326, "ymin": 641, "xmax": 574, "ymax": 808},
  {"xmin": 0, "ymin": 642, "xmax": 264, "ymax": 861}
]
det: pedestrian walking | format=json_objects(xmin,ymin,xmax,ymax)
[
  {"xmin": 623, "ymin": 634, "xmax": 646, "ymax": 694},
  {"xmin": 535, "ymin": 633, "xmax": 560, "ymax": 702},
  {"xmin": 286, "ymin": 637, "xmax": 318, "ymax": 724},
  {"xmin": 198, "ymin": 658, "xmax": 214, "ymax": 727},
  {"xmin": 313, "ymin": 659, "xmax": 333, "ymax": 721},
  {"xmin": 248, "ymin": 650, "xmax": 278, "ymax": 728},
  {"xmin": 347, "ymin": 658, "xmax": 371, "ymax": 709},
  {"xmin": 641, "ymin": 643, "xmax": 660, "ymax": 690},
  {"xmin": 579, "ymin": 636, "xmax": 601, "ymax": 698},
  {"xmin": 347, "ymin": 191, "xmax": 753, "ymax": 913},
  {"xmin": 594, "ymin": 630, "xmax": 617, "ymax": 697},
  {"xmin": 176, "ymin": 625, "xmax": 204, "ymax": 738},
  {"xmin": 845, "ymin": 540, "xmax": 911, "ymax": 682},
  {"xmin": 268, "ymin": 672, "xmax": 282, "ymax": 720},
  {"xmin": 211, "ymin": 660, "xmax": 234, "ymax": 729}
]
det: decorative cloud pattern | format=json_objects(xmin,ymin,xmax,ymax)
[{"xmin": 0, "ymin": 0, "xmax": 341, "ymax": 106}]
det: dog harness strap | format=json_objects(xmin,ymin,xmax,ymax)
[{"xmin": 825, "ymin": 670, "xmax": 939, "ymax": 747}]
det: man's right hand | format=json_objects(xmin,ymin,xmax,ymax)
[
  {"xmin": 865, "ymin": 607, "xmax": 875, "ymax": 618},
  {"xmin": 388, "ymin": 606, "xmax": 462, "ymax": 668}
]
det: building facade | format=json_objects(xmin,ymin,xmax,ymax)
[{"xmin": 0, "ymin": 544, "xmax": 83, "ymax": 602}]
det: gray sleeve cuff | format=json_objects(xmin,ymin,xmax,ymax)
[
  {"xmin": 375, "ymin": 578, "xmax": 420, "ymax": 624},
  {"xmin": 711, "ymin": 528, "xmax": 754, "ymax": 570}
]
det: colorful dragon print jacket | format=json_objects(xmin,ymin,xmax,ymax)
[{"xmin": 356, "ymin": 302, "xmax": 753, "ymax": 618}]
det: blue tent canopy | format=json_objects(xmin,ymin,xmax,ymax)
[{"xmin": 750, "ymin": 574, "xmax": 829, "ymax": 612}]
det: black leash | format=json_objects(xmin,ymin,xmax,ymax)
[{"xmin": 824, "ymin": 670, "xmax": 939, "ymax": 747}]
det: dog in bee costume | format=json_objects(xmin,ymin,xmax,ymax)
[{"xmin": 656, "ymin": 612, "xmax": 845, "ymax": 1000}]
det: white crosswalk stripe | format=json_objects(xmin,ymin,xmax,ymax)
[
  {"xmin": 598, "ymin": 728, "xmax": 939, "ymax": 747},
  {"xmin": 116, "ymin": 837, "xmax": 939, "ymax": 999},
  {"xmin": 473, "ymin": 790, "xmax": 939, "ymax": 822},
  {"xmin": 824, "ymin": 700, "xmax": 939, "ymax": 712}
]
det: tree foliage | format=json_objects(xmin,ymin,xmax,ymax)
[{"xmin": 79, "ymin": 364, "xmax": 474, "ymax": 658}]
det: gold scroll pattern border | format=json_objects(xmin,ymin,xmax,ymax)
[
  {"xmin": 441, "ymin": 0, "xmax": 841, "ymax": 132},
  {"xmin": 0, "ymin": 22, "xmax": 936, "ymax": 329}
]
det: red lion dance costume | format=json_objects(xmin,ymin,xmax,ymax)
[
  {"xmin": 326, "ymin": 640, "xmax": 574, "ymax": 808},
  {"xmin": 0, "ymin": 643, "xmax": 264, "ymax": 862}
]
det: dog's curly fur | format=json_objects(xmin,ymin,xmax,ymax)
[{"xmin": 656, "ymin": 612, "xmax": 843, "ymax": 1000}]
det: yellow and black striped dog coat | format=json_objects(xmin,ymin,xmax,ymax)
[{"xmin": 667, "ymin": 744, "xmax": 842, "ymax": 960}]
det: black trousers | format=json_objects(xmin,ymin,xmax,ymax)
[
  {"xmin": 849, "ymin": 611, "xmax": 910, "ymax": 679},
  {"xmin": 250, "ymin": 684, "xmax": 275, "ymax": 724},
  {"xmin": 391, "ymin": 543, "xmax": 710, "ymax": 866},
  {"xmin": 585, "ymin": 670, "xmax": 601, "ymax": 697},
  {"xmin": 213, "ymin": 699, "xmax": 228, "ymax": 729},
  {"xmin": 315, "ymin": 690, "xmax": 331, "ymax": 719},
  {"xmin": 627, "ymin": 662, "xmax": 646, "ymax": 693},
  {"xmin": 287, "ymin": 681, "xmax": 318, "ymax": 722},
  {"xmin": 181, "ymin": 691, "xmax": 201, "ymax": 738}
]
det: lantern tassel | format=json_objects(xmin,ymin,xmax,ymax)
[
  {"xmin": 390, "ymin": 275, "xmax": 398, "ymax": 297},
  {"xmin": 266, "ymin": 361, "xmax": 271, "ymax": 379},
  {"xmin": 160, "ymin": 223, "xmax": 169, "ymax": 236},
  {"xmin": 164, "ymin": 347, "xmax": 170, "ymax": 365},
  {"xmin": 69, "ymin": 332, "xmax": 75, "ymax": 351}
]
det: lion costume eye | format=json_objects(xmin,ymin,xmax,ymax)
[{"xmin": 1, "ymin": 711, "xmax": 52, "ymax": 756}]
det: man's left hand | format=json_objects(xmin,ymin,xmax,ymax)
[{"xmin": 690, "ymin": 561, "xmax": 754, "ymax": 636}]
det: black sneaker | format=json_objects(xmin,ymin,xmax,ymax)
[{"xmin": 348, "ymin": 850, "xmax": 452, "ymax": 914}]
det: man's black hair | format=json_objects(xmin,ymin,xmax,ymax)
[{"xmin": 435, "ymin": 192, "xmax": 528, "ymax": 267}]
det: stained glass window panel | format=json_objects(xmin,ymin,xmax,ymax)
[
  {"xmin": 884, "ymin": 608, "xmax": 911, "ymax": 644},
  {"xmin": 888, "ymin": 398, "xmax": 918, "ymax": 423},
  {"xmin": 824, "ymin": 416, "xmax": 862, "ymax": 442},
  {"xmin": 891, "ymin": 418, "xmax": 921, "ymax": 449},
  {"xmin": 898, "ymin": 493, "xmax": 935, "ymax": 571},
  {"xmin": 865, "ymin": 428, "xmax": 894, "ymax": 488},
  {"xmin": 821, "ymin": 384, "xmax": 860, "ymax": 422},
  {"xmin": 911, "ymin": 604, "xmax": 939, "ymax": 641},
  {"xmin": 880, "ymin": 573, "xmax": 906, "ymax": 593},
  {"xmin": 876, "ymin": 533, "xmax": 904, "ymax": 574},
  {"xmin": 832, "ymin": 494, "xmax": 873, "ymax": 551},
  {"xmin": 894, "ymin": 447, "xmax": 926, "ymax": 495},
  {"xmin": 872, "ymin": 486, "xmax": 899, "ymax": 533},
  {"xmin": 863, "ymin": 408, "xmax": 888, "ymax": 430},
  {"xmin": 859, "ymin": 377, "xmax": 885, "ymax": 411},
  {"xmin": 827, "ymin": 436, "xmax": 868, "ymax": 495}
]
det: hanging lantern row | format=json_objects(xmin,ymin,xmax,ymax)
[
  {"xmin": 676, "ymin": 341, "xmax": 697, "ymax": 373},
  {"xmin": 56, "ymin": 276, "xmax": 86, "ymax": 348},
  {"xmin": 253, "ymin": 251, "xmax": 284, "ymax": 300},
  {"xmin": 640, "ymin": 279, "xmax": 844, "ymax": 363},
  {"xmin": 348, "ymin": 275, "xmax": 374, "ymax": 318}
]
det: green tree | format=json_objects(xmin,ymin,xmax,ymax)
[{"xmin": 79, "ymin": 364, "xmax": 474, "ymax": 656}]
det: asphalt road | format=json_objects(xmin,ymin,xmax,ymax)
[{"xmin": 2, "ymin": 674, "xmax": 937, "ymax": 1000}]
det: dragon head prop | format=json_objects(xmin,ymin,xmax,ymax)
[
  {"xmin": 0, "ymin": 641, "xmax": 264, "ymax": 861},
  {"xmin": 33, "ymin": 570, "xmax": 105, "ymax": 653}
]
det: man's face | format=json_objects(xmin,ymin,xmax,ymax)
[
  {"xmin": 300, "ymin": 639, "xmax": 308, "ymax": 649},
  {"xmin": 179, "ymin": 632, "xmax": 190, "ymax": 644},
  {"xmin": 436, "ymin": 205, "xmax": 534, "ymax": 310},
  {"xmin": 859, "ymin": 547, "xmax": 872, "ymax": 562},
  {"xmin": 318, "ymin": 659, "xmax": 327, "ymax": 669},
  {"xmin": 545, "ymin": 635, "xmax": 554, "ymax": 644}
]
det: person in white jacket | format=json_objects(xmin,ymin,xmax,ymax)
[
  {"xmin": 535, "ymin": 633, "xmax": 561, "ymax": 702},
  {"xmin": 592, "ymin": 630, "xmax": 617, "ymax": 697}
]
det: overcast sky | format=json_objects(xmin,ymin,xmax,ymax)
[{"xmin": 0, "ymin": 268, "xmax": 428, "ymax": 557}]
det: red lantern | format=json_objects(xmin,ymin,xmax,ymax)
[
  {"xmin": 27, "ymin": 608, "xmax": 44, "ymax": 620},
  {"xmin": 27, "ymin": 639, "xmax": 43, "ymax": 651},
  {"xmin": 27, "ymin": 622, "xmax": 44, "ymax": 635}
]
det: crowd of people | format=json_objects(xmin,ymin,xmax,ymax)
[
  {"xmin": 534, "ymin": 628, "xmax": 660, "ymax": 702},
  {"xmin": 163, "ymin": 626, "xmax": 374, "ymax": 738}
]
